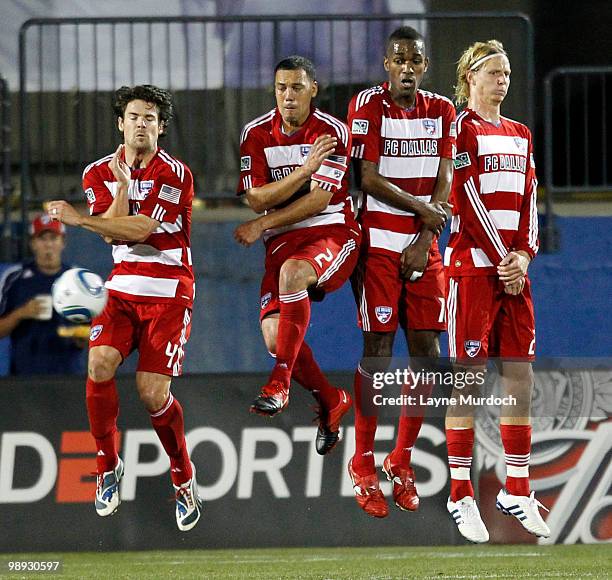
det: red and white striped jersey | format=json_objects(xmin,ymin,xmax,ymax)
[
  {"xmin": 348, "ymin": 83, "xmax": 456, "ymax": 256},
  {"xmin": 237, "ymin": 106, "xmax": 356, "ymax": 240},
  {"xmin": 82, "ymin": 147, "xmax": 195, "ymax": 307},
  {"xmin": 444, "ymin": 108, "xmax": 539, "ymax": 277}
]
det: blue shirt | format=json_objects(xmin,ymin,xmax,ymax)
[{"xmin": 0, "ymin": 261, "xmax": 86, "ymax": 375}]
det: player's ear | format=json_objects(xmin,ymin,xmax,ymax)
[
  {"xmin": 159, "ymin": 121, "xmax": 165, "ymax": 135},
  {"xmin": 311, "ymin": 80, "xmax": 318, "ymax": 98},
  {"xmin": 117, "ymin": 116, "xmax": 124, "ymax": 132},
  {"xmin": 383, "ymin": 55, "xmax": 390, "ymax": 72},
  {"xmin": 423, "ymin": 56, "xmax": 429, "ymax": 73}
]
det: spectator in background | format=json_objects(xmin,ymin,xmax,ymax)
[{"xmin": 0, "ymin": 215, "xmax": 86, "ymax": 375}]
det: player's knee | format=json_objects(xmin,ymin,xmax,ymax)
[
  {"xmin": 137, "ymin": 386, "xmax": 168, "ymax": 412},
  {"xmin": 279, "ymin": 260, "xmax": 314, "ymax": 293},
  {"xmin": 88, "ymin": 349, "xmax": 120, "ymax": 382}
]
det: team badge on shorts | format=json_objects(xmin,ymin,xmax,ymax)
[
  {"xmin": 375, "ymin": 306, "xmax": 393, "ymax": 324},
  {"xmin": 90, "ymin": 324, "xmax": 103, "ymax": 341},
  {"xmin": 464, "ymin": 340, "xmax": 481, "ymax": 358},
  {"xmin": 260, "ymin": 292, "xmax": 272, "ymax": 310}
]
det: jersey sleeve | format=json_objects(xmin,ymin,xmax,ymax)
[
  {"xmin": 452, "ymin": 123, "xmax": 509, "ymax": 266},
  {"xmin": 82, "ymin": 164, "xmax": 114, "ymax": 216},
  {"xmin": 311, "ymin": 121, "xmax": 351, "ymax": 194},
  {"xmin": 237, "ymin": 128, "xmax": 270, "ymax": 194},
  {"xmin": 0, "ymin": 265, "xmax": 24, "ymax": 316},
  {"xmin": 439, "ymin": 101, "xmax": 457, "ymax": 159},
  {"xmin": 513, "ymin": 133, "xmax": 539, "ymax": 259},
  {"xmin": 138, "ymin": 163, "xmax": 193, "ymax": 224},
  {"xmin": 347, "ymin": 95, "xmax": 382, "ymax": 165}
]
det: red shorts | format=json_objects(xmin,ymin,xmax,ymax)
[
  {"xmin": 352, "ymin": 249, "xmax": 446, "ymax": 332},
  {"xmin": 89, "ymin": 294, "xmax": 192, "ymax": 376},
  {"xmin": 446, "ymin": 275, "xmax": 536, "ymax": 363},
  {"xmin": 259, "ymin": 224, "xmax": 361, "ymax": 320}
]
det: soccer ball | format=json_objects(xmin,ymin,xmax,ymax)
[{"xmin": 52, "ymin": 268, "xmax": 108, "ymax": 323}]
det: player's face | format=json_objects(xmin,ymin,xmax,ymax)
[
  {"xmin": 384, "ymin": 39, "xmax": 428, "ymax": 105},
  {"xmin": 469, "ymin": 55, "xmax": 511, "ymax": 106},
  {"xmin": 274, "ymin": 68, "xmax": 318, "ymax": 129},
  {"xmin": 118, "ymin": 99, "xmax": 163, "ymax": 153},
  {"xmin": 30, "ymin": 232, "xmax": 64, "ymax": 271}
]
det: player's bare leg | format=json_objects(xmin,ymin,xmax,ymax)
[
  {"xmin": 137, "ymin": 372, "xmax": 202, "ymax": 531},
  {"xmin": 261, "ymin": 314, "xmax": 352, "ymax": 453},
  {"xmin": 250, "ymin": 259, "xmax": 317, "ymax": 416},
  {"xmin": 87, "ymin": 346, "xmax": 123, "ymax": 516},
  {"xmin": 496, "ymin": 361, "xmax": 550, "ymax": 537},
  {"xmin": 445, "ymin": 366, "xmax": 489, "ymax": 543}
]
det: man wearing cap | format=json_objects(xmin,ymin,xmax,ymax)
[{"xmin": 0, "ymin": 215, "xmax": 86, "ymax": 375}]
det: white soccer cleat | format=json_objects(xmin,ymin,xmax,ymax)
[
  {"xmin": 447, "ymin": 496, "xmax": 490, "ymax": 543},
  {"xmin": 174, "ymin": 462, "xmax": 203, "ymax": 532},
  {"xmin": 496, "ymin": 488, "xmax": 551, "ymax": 538},
  {"xmin": 95, "ymin": 457, "xmax": 124, "ymax": 517}
]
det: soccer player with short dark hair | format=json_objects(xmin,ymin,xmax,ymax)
[
  {"xmin": 444, "ymin": 40, "xmax": 549, "ymax": 542},
  {"xmin": 235, "ymin": 56, "xmax": 360, "ymax": 454},
  {"xmin": 47, "ymin": 84, "xmax": 202, "ymax": 532},
  {"xmin": 346, "ymin": 26, "xmax": 454, "ymax": 518}
]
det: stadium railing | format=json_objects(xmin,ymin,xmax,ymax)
[
  {"xmin": 543, "ymin": 66, "xmax": 612, "ymax": 251},
  {"xmin": 17, "ymin": 13, "xmax": 534, "ymax": 256}
]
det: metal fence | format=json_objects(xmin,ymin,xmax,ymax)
[
  {"xmin": 543, "ymin": 66, "xmax": 612, "ymax": 249},
  {"xmin": 19, "ymin": 13, "xmax": 533, "ymax": 209},
  {"xmin": 0, "ymin": 75, "xmax": 11, "ymax": 261}
]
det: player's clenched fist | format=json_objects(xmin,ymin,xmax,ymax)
[
  {"xmin": 302, "ymin": 134, "xmax": 337, "ymax": 176},
  {"xmin": 234, "ymin": 218, "xmax": 265, "ymax": 247},
  {"xmin": 47, "ymin": 200, "xmax": 82, "ymax": 226},
  {"xmin": 421, "ymin": 200, "xmax": 452, "ymax": 235}
]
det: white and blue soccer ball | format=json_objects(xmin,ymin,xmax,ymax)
[{"xmin": 52, "ymin": 268, "xmax": 108, "ymax": 323}]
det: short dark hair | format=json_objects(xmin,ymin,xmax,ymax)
[
  {"xmin": 386, "ymin": 26, "xmax": 425, "ymax": 54},
  {"xmin": 112, "ymin": 85, "xmax": 174, "ymax": 131},
  {"xmin": 274, "ymin": 55, "xmax": 317, "ymax": 82}
]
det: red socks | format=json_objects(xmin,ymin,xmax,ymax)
[
  {"xmin": 501, "ymin": 423, "xmax": 531, "ymax": 496},
  {"xmin": 86, "ymin": 377, "xmax": 119, "ymax": 473},
  {"xmin": 352, "ymin": 365, "xmax": 378, "ymax": 475},
  {"xmin": 446, "ymin": 427, "xmax": 475, "ymax": 501},
  {"xmin": 150, "ymin": 393, "xmax": 192, "ymax": 486},
  {"xmin": 292, "ymin": 341, "xmax": 340, "ymax": 409},
  {"xmin": 270, "ymin": 290, "xmax": 311, "ymax": 387}
]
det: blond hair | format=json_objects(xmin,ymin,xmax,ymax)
[{"xmin": 454, "ymin": 40, "xmax": 508, "ymax": 106}]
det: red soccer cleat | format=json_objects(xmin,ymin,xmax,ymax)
[
  {"xmin": 382, "ymin": 454, "xmax": 420, "ymax": 511},
  {"xmin": 314, "ymin": 389, "xmax": 352, "ymax": 455},
  {"xmin": 250, "ymin": 380, "xmax": 289, "ymax": 416},
  {"xmin": 348, "ymin": 458, "xmax": 389, "ymax": 518}
]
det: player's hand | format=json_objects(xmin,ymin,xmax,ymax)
[
  {"xmin": 18, "ymin": 297, "xmax": 47, "ymax": 320},
  {"xmin": 109, "ymin": 144, "xmax": 131, "ymax": 188},
  {"xmin": 47, "ymin": 200, "xmax": 82, "ymax": 226},
  {"xmin": 400, "ymin": 241, "xmax": 429, "ymax": 281},
  {"xmin": 420, "ymin": 201, "xmax": 452, "ymax": 235},
  {"xmin": 504, "ymin": 276, "xmax": 525, "ymax": 295},
  {"xmin": 234, "ymin": 218, "xmax": 265, "ymax": 246},
  {"xmin": 498, "ymin": 251, "xmax": 530, "ymax": 284},
  {"xmin": 302, "ymin": 134, "xmax": 337, "ymax": 176}
]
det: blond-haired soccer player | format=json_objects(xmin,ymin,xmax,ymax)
[{"xmin": 443, "ymin": 41, "xmax": 550, "ymax": 542}]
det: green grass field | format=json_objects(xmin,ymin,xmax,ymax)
[{"xmin": 2, "ymin": 544, "xmax": 610, "ymax": 579}]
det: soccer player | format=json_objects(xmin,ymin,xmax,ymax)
[
  {"xmin": 346, "ymin": 26, "xmax": 454, "ymax": 518},
  {"xmin": 47, "ymin": 85, "xmax": 202, "ymax": 532},
  {"xmin": 234, "ymin": 56, "xmax": 359, "ymax": 455},
  {"xmin": 443, "ymin": 40, "xmax": 549, "ymax": 542}
]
